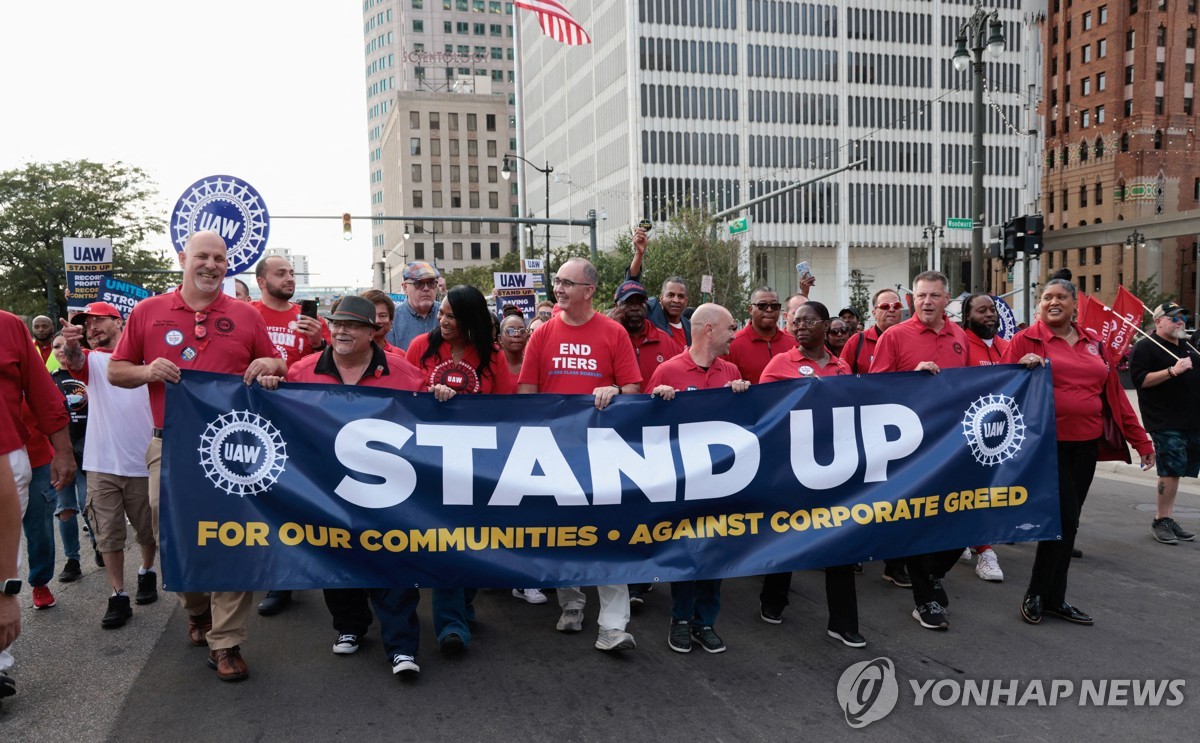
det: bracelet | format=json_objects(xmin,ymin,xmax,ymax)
[{"xmin": 611, "ymin": 384, "xmax": 621, "ymax": 394}]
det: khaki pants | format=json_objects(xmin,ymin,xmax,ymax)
[{"xmin": 147, "ymin": 436, "xmax": 253, "ymax": 650}]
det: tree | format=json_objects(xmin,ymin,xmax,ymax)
[
  {"xmin": 0, "ymin": 160, "xmax": 173, "ymax": 318},
  {"xmin": 1130, "ymin": 274, "xmax": 1172, "ymax": 329}
]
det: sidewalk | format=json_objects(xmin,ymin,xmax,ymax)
[{"xmin": 1101, "ymin": 388, "xmax": 1200, "ymax": 496}]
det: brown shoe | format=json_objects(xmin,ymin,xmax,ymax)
[
  {"xmin": 188, "ymin": 610, "xmax": 212, "ymax": 647},
  {"xmin": 207, "ymin": 646, "xmax": 249, "ymax": 681}
]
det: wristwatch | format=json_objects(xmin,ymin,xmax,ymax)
[{"xmin": 2, "ymin": 579, "xmax": 20, "ymax": 596}]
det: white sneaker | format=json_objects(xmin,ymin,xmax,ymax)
[
  {"xmin": 391, "ymin": 654, "xmax": 420, "ymax": 675},
  {"xmin": 595, "ymin": 628, "xmax": 636, "ymax": 651},
  {"xmin": 959, "ymin": 548, "xmax": 973, "ymax": 562},
  {"xmin": 512, "ymin": 588, "xmax": 548, "ymax": 604},
  {"xmin": 556, "ymin": 608, "xmax": 584, "ymax": 632},
  {"xmin": 975, "ymin": 548, "xmax": 1004, "ymax": 582}
]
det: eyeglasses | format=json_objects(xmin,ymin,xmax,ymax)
[
  {"xmin": 875, "ymin": 302, "xmax": 903, "ymax": 311},
  {"xmin": 828, "ymin": 327, "xmax": 850, "ymax": 335},
  {"xmin": 752, "ymin": 302, "xmax": 782, "ymax": 312},
  {"xmin": 405, "ymin": 279, "xmax": 438, "ymax": 290},
  {"xmin": 553, "ymin": 277, "xmax": 593, "ymax": 289},
  {"xmin": 1168, "ymin": 314, "xmax": 1188, "ymax": 323},
  {"xmin": 502, "ymin": 327, "xmax": 530, "ymax": 337},
  {"xmin": 194, "ymin": 311, "xmax": 209, "ymax": 339},
  {"xmin": 789, "ymin": 317, "xmax": 823, "ymax": 327}
]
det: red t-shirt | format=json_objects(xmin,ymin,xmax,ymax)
[
  {"xmin": 287, "ymin": 345, "xmax": 425, "ymax": 391},
  {"xmin": 34, "ymin": 339, "xmax": 54, "ymax": 365},
  {"xmin": 646, "ymin": 351, "xmax": 742, "ymax": 391},
  {"xmin": 723, "ymin": 325, "xmax": 797, "ymax": 384},
  {"xmin": 1002, "ymin": 321, "xmax": 1109, "ymax": 441},
  {"xmin": 761, "ymin": 347, "xmax": 852, "ymax": 382},
  {"xmin": 0, "ymin": 311, "xmax": 68, "ymax": 456},
  {"xmin": 667, "ymin": 323, "xmax": 687, "ymax": 348},
  {"xmin": 517, "ymin": 313, "xmax": 642, "ymax": 394},
  {"xmin": 964, "ymin": 328, "xmax": 1010, "ymax": 366},
  {"xmin": 840, "ymin": 326, "xmax": 886, "ymax": 374},
  {"xmin": 250, "ymin": 300, "xmax": 331, "ymax": 369},
  {"xmin": 405, "ymin": 333, "xmax": 515, "ymax": 394},
  {"xmin": 629, "ymin": 323, "xmax": 683, "ymax": 393},
  {"xmin": 112, "ymin": 288, "xmax": 281, "ymax": 427},
  {"xmin": 869, "ymin": 315, "xmax": 969, "ymax": 373}
]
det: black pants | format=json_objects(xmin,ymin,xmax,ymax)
[
  {"xmin": 906, "ymin": 549, "xmax": 964, "ymax": 607},
  {"xmin": 1029, "ymin": 439, "xmax": 1097, "ymax": 606},
  {"xmin": 759, "ymin": 566, "xmax": 858, "ymax": 633}
]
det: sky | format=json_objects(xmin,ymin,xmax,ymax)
[{"xmin": 0, "ymin": 1, "xmax": 373, "ymax": 288}]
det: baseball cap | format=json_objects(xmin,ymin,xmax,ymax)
[
  {"xmin": 838, "ymin": 306, "xmax": 861, "ymax": 319},
  {"xmin": 1152, "ymin": 301, "xmax": 1187, "ymax": 320},
  {"xmin": 324, "ymin": 295, "xmax": 381, "ymax": 329},
  {"xmin": 70, "ymin": 302, "xmax": 123, "ymax": 325},
  {"xmin": 614, "ymin": 280, "xmax": 648, "ymax": 304},
  {"xmin": 403, "ymin": 261, "xmax": 441, "ymax": 281}
]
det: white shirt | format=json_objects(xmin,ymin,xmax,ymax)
[{"xmin": 82, "ymin": 350, "xmax": 153, "ymax": 477}]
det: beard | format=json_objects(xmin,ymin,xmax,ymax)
[
  {"xmin": 1172, "ymin": 325, "xmax": 1190, "ymax": 340},
  {"xmin": 267, "ymin": 284, "xmax": 295, "ymax": 302},
  {"xmin": 967, "ymin": 318, "xmax": 997, "ymax": 340}
]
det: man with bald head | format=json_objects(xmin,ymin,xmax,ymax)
[
  {"xmin": 31, "ymin": 316, "xmax": 56, "ymax": 368},
  {"xmin": 519, "ymin": 257, "xmax": 642, "ymax": 652},
  {"xmin": 109, "ymin": 230, "xmax": 283, "ymax": 681},
  {"xmin": 647, "ymin": 303, "xmax": 750, "ymax": 653}
]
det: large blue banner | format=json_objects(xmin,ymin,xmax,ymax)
[{"xmin": 160, "ymin": 366, "xmax": 1060, "ymax": 592}]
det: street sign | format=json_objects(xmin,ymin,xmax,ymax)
[
  {"xmin": 946, "ymin": 218, "xmax": 973, "ymax": 230},
  {"xmin": 701, "ymin": 274, "xmax": 713, "ymax": 293},
  {"xmin": 729, "ymin": 216, "xmax": 749, "ymax": 235}
]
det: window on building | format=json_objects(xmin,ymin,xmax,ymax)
[
  {"xmin": 1082, "ymin": 109, "xmax": 1091, "ymax": 128},
  {"xmin": 1186, "ymin": 97, "xmax": 1195, "ymax": 114},
  {"xmin": 487, "ymin": 166, "xmax": 497, "ymax": 183},
  {"xmin": 1096, "ymin": 105, "xmax": 1106, "ymax": 124},
  {"xmin": 450, "ymin": 139, "xmax": 460, "ymax": 156},
  {"xmin": 409, "ymin": 111, "xmax": 420, "ymax": 128},
  {"xmin": 1156, "ymin": 61, "xmax": 1166, "ymax": 81},
  {"xmin": 414, "ymin": 243, "xmax": 425, "ymax": 260},
  {"xmin": 412, "ymin": 190, "xmax": 423, "ymax": 208},
  {"xmin": 410, "ymin": 138, "xmax": 421, "ymax": 155},
  {"xmin": 1127, "ymin": 29, "xmax": 1136, "ymax": 50},
  {"xmin": 1158, "ymin": 25, "xmax": 1167, "ymax": 47},
  {"xmin": 1098, "ymin": 72, "xmax": 1107, "ymax": 90},
  {"xmin": 1048, "ymin": 191, "xmax": 1056, "ymax": 212},
  {"xmin": 1084, "ymin": 11, "xmax": 1093, "ymax": 29},
  {"xmin": 452, "ymin": 242, "xmax": 464, "ymax": 261},
  {"xmin": 468, "ymin": 140, "xmax": 478, "ymax": 156},
  {"xmin": 1082, "ymin": 45, "xmax": 1092, "ymax": 64},
  {"xmin": 1124, "ymin": 98, "xmax": 1133, "ymax": 116},
  {"xmin": 432, "ymin": 191, "xmax": 443, "ymax": 207},
  {"xmin": 1156, "ymin": 96, "xmax": 1164, "ymax": 114},
  {"xmin": 1125, "ymin": 65, "xmax": 1135, "ymax": 84},
  {"xmin": 1155, "ymin": 129, "xmax": 1164, "ymax": 148},
  {"xmin": 1188, "ymin": 63, "xmax": 1196, "ymax": 82},
  {"xmin": 468, "ymin": 165, "xmax": 478, "ymax": 182},
  {"xmin": 1082, "ymin": 77, "xmax": 1091, "ymax": 96},
  {"xmin": 486, "ymin": 114, "xmax": 497, "ymax": 131},
  {"xmin": 411, "ymin": 164, "xmax": 422, "ymax": 182},
  {"xmin": 413, "ymin": 20, "xmax": 424, "ymax": 32},
  {"xmin": 488, "ymin": 191, "xmax": 498, "ymax": 208},
  {"xmin": 1100, "ymin": 4, "xmax": 1109, "ymax": 23},
  {"xmin": 1093, "ymin": 246, "xmax": 1102, "ymax": 264},
  {"xmin": 467, "ymin": 114, "xmax": 477, "ymax": 131},
  {"xmin": 1095, "ymin": 181, "xmax": 1104, "ymax": 205},
  {"xmin": 429, "ymin": 112, "xmax": 440, "ymax": 129},
  {"xmin": 431, "ymin": 138, "xmax": 440, "ymax": 156},
  {"xmin": 1190, "ymin": 28, "xmax": 1197, "ymax": 48},
  {"xmin": 1098, "ymin": 38, "xmax": 1107, "ymax": 57},
  {"xmin": 450, "ymin": 165, "xmax": 460, "ymax": 182}
]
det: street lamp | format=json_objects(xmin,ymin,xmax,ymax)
[
  {"xmin": 952, "ymin": 2, "xmax": 1005, "ymax": 293},
  {"xmin": 503, "ymin": 154, "xmax": 553, "ymax": 291},
  {"xmin": 922, "ymin": 224, "xmax": 944, "ymax": 272},
  {"xmin": 1125, "ymin": 230, "xmax": 1146, "ymax": 293}
]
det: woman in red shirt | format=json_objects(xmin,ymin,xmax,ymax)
[
  {"xmin": 498, "ymin": 305, "xmax": 530, "ymax": 380},
  {"xmin": 1004, "ymin": 278, "xmax": 1154, "ymax": 627},
  {"xmin": 758, "ymin": 301, "xmax": 863, "ymax": 647}
]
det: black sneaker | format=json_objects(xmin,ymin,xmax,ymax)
[
  {"xmin": 57, "ymin": 559, "xmax": 81, "ymax": 583},
  {"xmin": 628, "ymin": 583, "xmax": 652, "ymax": 606},
  {"xmin": 668, "ymin": 620, "xmax": 692, "ymax": 653},
  {"xmin": 883, "ymin": 564, "xmax": 912, "ymax": 588},
  {"xmin": 102, "ymin": 594, "xmax": 133, "ymax": 629},
  {"xmin": 930, "ymin": 577, "xmax": 950, "ymax": 610},
  {"xmin": 439, "ymin": 633, "xmax": 466, "ymax": 657},
  {"xmin": 690, "ymin": 625, "xmax": 726, "ymax": 653},
  {"xmin": 1165, "ymin": 518, "xmax": 1196, "ymax": 541},
  {"xmin": 135, "ymin": 571, "xmax": 158, "ymax": 605},
  {"xmin": 0, "ymin": 670, "xmax": 13, "ymax": 699},
  {"xmin": 1071, "ymin": 548, "xmax": 1083, "ymax": 559},
  {"xmin": 912, "ymin": 602, "xmax": 949, "ymax": 630},
  {"xmin": 759, "ymin": 604, "xmax": 783, "ymax": 624},
  {"xmin": 827, "ymin": 629, "xmax": 867, "ymax": 648},
  {"xmin": 1152, "ymin": 518, "xmax": 1179, "ymax": 545}
]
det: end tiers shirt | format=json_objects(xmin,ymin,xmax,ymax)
[{"xmin": 517, "ymin": 313, "xmax": 642, "ymax": 394}]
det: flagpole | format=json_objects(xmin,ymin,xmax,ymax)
[
  {"xmin": 1105, "ymin": 307, "xmax": 1183, "ymax": 359},
  {"xmin": 513, "ymin": 11, "xmax": 529, "ymax": 260}
]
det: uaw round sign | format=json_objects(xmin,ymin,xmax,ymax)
[{"xmin": 171, "ymin": 175, "xmax": 270, "ymax": 276}]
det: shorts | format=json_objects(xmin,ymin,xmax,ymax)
[
  {"xmin": 1150, "ymin": 430, "xmax": 1200, "ymax": 479},
  {"xmin": 86, "ymin": 472, "xmax": 155, "ymax": 553}
]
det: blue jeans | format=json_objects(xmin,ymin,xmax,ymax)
[
  {"xmin": 671, "ymin": 579, "xmax": 722, "ymax": 626},
  {"xmin": 54, "ymin": 470, "xmax": 87, "ymax": 562},
  {"xmin": 323, "ymin": 587, "xmax": 422, "ymax": 660},
  {"xmin": 431, "ymin": 589, "xmax": 477, "ymax": 646},
  {"xmin": 21, "ymin": 464, "xmax": 56, "ymax": 587}
]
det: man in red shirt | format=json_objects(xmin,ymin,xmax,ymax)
[
  {"xmin": 0, "ymin": 310, "xmax": 74, "ymax": 698},
  {"xmin": 518, "ymin": 257, "xmax": 641, "ymax": 652},
  {"xmin": 109, "ymin": 230, "xmax": 284, "ymax": 682},
  {"xmin": 841, "ymin": 289, "xmax": 904, "ymax": 374},
  {"xmin": 724, "ymin": 287, "xmax": 796, "ymax": 384},
  {"xmin": 250, "ymin": 254, "xmax": 330, "ymax": 617},
  {"xmin": 959, "ymin": 293, "xmax": 1009, "ymax": 582},
  {"xmin": 869, "ymin": 271, "xmax": 969, "ymax": 632},
  {"xmin": 611, "ymin": 280, "xmax": 681, "ymax": 393},
  {"xmin": 647, "ymin": 303, "xmax": 749, "ymax": 654},
  {"xmin": 252, "ymin": 255, "xmax": 330, "ymax": 369}
]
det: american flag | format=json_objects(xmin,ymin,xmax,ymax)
[{"xmin": 515, "ymin": 0, "xmax": 592, "ymax": 45}]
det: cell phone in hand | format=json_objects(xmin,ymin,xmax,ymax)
[
  {"xmin": 300, "ymin": 299, "xmax": 319, "ymax": 318},
  {"xmin": 796, "ymin": 261, "xmax": 813, "ymax": 280}
]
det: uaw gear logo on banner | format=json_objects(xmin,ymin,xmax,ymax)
[
  {"xmin": 171, "ymin": 175, "xmax": 270, "ymax": 276},
  {"xmin": 428, "ymin": 358, "xmax": 481, "ymax": 393},
  {"xmin": 159, "ymin": 366, "xmax": 1061, "ymax": 592},
  {"xmin": 993, "ymin": 294, "xmax": 1017, "ymax": 340}
]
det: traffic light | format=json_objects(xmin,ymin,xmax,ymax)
[
  {"xmin": 1021, "ymin": 214, "xmax": 1044, "ymax": 258},
  {"xmin": 1002, "ymin": 219, "xmax": 1019, "ymax": 264},
  {"xmin": 342, "ymin": 213, "xmax": 353, "ymax": 241},
  {"xmin": 988, "ymin": 225, "xmax": 1003, "ymax": 259}
]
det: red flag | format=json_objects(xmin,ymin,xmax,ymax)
[
  {"xmin": 1076, "ymin": 293, "xmax": 1110, "ymax": 341},
  {"xmin": 515, "ymin": 1, "xmax": 592, "ymax": 45},
  {"xmin": 1107, "ymin": 286, "xmax": 1145, "ymax": 358}
]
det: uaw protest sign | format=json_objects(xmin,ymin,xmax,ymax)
[{"xmin": 159, "ymin": 366, "xmax": 1060, "ymax": 592}]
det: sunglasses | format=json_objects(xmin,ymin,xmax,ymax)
[
  {"xmin": 406, "ymin": 279, "xmax": 438, "ymax": 290},
  {"xmin": 1167, "ymin": 314, "xmax": 1188, "ymax": 323},
  {"xmin": 752, "ymin": 302, "xmax": 782, "ymax": 312},
  {"xmin": 828, "ymin": 327, "xmax": 850, "ymax": 335},
  {"xmin": 875, "ymin": 302, "xmax": 903, "ymax": 311},
  {"xmin": 502, "ymin": 327, "xmax": 530, "ymax": 337}
]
